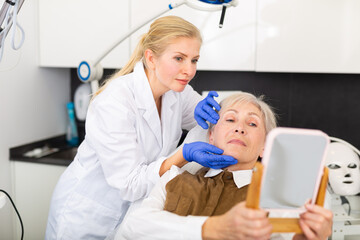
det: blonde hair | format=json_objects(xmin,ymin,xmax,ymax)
[
  {"xmin": 209, "ymin": 92, "xmax": 277, "ymax": 134},
  {"xmin": 93, "ymin": 16, "xmax": 202, "ymax": 98}
]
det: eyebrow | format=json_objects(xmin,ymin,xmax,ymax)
[
  {"xmin": 174, "ymin": 52, "xmax": 200, "ymax": 59},
  {"xmin": 224, "ymin": 109, "xmax": 261, "ymax": 119}
]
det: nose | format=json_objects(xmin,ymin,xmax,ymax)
[
  {"xmin": 183, "ymin": 61, "xmax": 196, "ymax": 77},
  {"xmin": 235, "ymin": 127, "xmax": 246, "ymax": 135}
]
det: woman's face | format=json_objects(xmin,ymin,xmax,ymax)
[
  {"xmin": 150, "ymin": 37, "xmax": 201, "ymax": 93},
  {"xmin": 209, "ymin": 102, "xmax": 267, "ymax": 170}
]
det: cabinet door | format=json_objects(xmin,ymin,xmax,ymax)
[
  {"xmin": 11, "ymin": 161, "xmax": 66, "ymax": 240},
  {"xmin": 130, "ymin": 0, "xmax": 256, "ymax": 71},
  {"xmin": 256, "ymin": 0, "xmax": 360, "ymax": 73},
  {"xmin": 39, "ymin": 0, "xmax": 130, "ymax": 68}
]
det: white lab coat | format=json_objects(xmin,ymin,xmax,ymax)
[{"xmin": 45, "ymin": 62, "xmax": 202, "ymax": 240}]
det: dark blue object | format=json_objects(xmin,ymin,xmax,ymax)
[{"xmin": 198, "ymin": 0, "xmax": 233, "ymax": 4}]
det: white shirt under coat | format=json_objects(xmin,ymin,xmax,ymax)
[
  {"xmin": 45, "ymin": 62, "xmax": 201, "ymax": 240},
  {"xmin": 118, "ymin": 166, "xmax": 253, "ymax": 240}
]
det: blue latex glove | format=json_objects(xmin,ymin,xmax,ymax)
[
  {"xmin": 183, "ymin": 142, "xmax": 238, "ymax": 169},
  {"xmin": 194, "ymin": 91, "xmax": 221, "ymax": 129}
]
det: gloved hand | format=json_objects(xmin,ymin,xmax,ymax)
[
  {"xmin": 194, "ymin": 91, "xmax": 221, "ymax": 129},
  {"xmin": 183, "ymin": 142, "xmax": 238, "ymax": 169}
]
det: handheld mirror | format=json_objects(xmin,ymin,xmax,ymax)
[{"xmin": 259, "ymin": 127, "xmax": 329, "ymax": 213}]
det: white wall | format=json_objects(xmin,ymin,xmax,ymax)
[{"xmin": 0, "ymin": 0, "xmax": 70, "ymax": 239}]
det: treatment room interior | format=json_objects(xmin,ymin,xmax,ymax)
[{"xmin": 1, "ymin": 0, "xmax": 360, "ymax": 239}]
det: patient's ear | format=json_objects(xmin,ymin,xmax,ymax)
[{"xmin": 208, "ymin": 130, "xmax": 214, "ymax": 144}]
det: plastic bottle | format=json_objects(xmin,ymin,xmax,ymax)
[{"xmin": 66, "ymin": 102, "xmax": 79, "ymax": 146}]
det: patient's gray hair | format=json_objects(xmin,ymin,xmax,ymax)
[{"xmin": 209, "ymin": 92, "xmax": 277, "ymax": 134}]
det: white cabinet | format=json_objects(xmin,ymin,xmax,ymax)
[
  {"xmin": 38, "ymin": 0, "xmax": 130, "ymax": 68},
  {"xmin": 129, "ymin": 0, "xmax": 257, "ymax": 71},
  {"xmin": 11, "ymin": 161, "xmax": 66, "ymax": 240},
  {"xmin": 256, "ymin": 0, "xmax": 360, "ymax": 73},
  {"xmin": 39, "ymin": 0, "xmax": 360, "ymax": 73}
]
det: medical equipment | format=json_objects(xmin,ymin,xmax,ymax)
[
  {"xmin": 326, "ymin": 137, "xmax": 360, "ymax": 196},
  {"xmin": 324, "ymin": 137, "xmax": 360, "ymax": 239},
  {"xmin": 325, "ymin": 141, "xmax": 360, "ymax": 196},
  {"xmin": 77, "ymin": 0, "xmax": 238, "ymax": 93},
  {"xmin": 0, "ymin": 0, "xmax": 25, "ymax": 62}
]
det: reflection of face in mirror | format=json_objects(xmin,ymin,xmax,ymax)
[{"xmin": 325, "ymin": 142, "xmax": 360, "ymax": 196}]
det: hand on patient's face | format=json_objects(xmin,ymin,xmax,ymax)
[
  {"xmin": 293, "ymin": 204, "xmax": 333, "ymax": 240},
  {"xmin": 194, "ymin": 91, "xmax": 221, "ymax": 129},
  {"xmin": 183, "ymin": 142, "xmax": 238, "ymax": 169},
  {"xmin": 202, "ymin": 202, "xmax": 272, "ymax": 240}
]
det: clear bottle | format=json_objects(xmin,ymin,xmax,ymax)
[{"xmin": 66, "ymin": 102, "xmax": 79, "ymax": 146}]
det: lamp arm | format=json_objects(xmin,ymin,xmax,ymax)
[
  {"xmin": 77, "ymin": 0, "xmax": 238, "ymax": 93},
  {"xmin": 93, "ymin": 1, "xmax": 185, "ymax": 66},
  {"xmin": 77, "ymin": 1, "xmax": 185, "ymax": 87},
  {"xmin": 91, "ymin": 0, "xmax": 239, "ymax": 66}
]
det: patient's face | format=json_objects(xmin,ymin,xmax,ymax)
[
  {"xmin": 209, "ymin": 102, "xmax": 266, "ymax": 170},
  {"xmin": 326, "ymin": 142, "xmax": 360, "ymax": 195}
]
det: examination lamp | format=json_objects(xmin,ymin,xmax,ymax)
[{"xmin": 77, "ymin": 0, "xmax": 238, "ymax": 93}]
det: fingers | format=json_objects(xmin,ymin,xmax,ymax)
[
  {"xmin": 298, "ymin": 219, "xmax": 317, "ymax": 240},
  {"xmin": 298, "ymin": 204, "xmax": 333, "ymax": 240},
  {"xmin": 207, "ymin": 90, "xmax": 219, "ymax": 99},
  {"xmin": 205, "ymin": 154, "xmax": 238, "ymax": 169},
  {"xmin": 200, "ymin": 142, "xmax": 224, "ymax": 155},
  {"xmin": 194, "ymin": 91, "xmax": 220, "ymax": 129},
  {"xmin": 229, "ymin": 202, "xmax": 272, "ymax": 239},
  {"xmin": 206, "ymin": 94, "xmax": 221, "ymax": 111},
  {"xmin": 194, "ymin": 115, "xmax": 209, "ymax": 129},
  {"xmin": 305, "ymin": 204, "xmax": 333, "ymax": 220},
  {"xmin": 202, "ymin": 104, "xmax": 219, "ymax": 123}
]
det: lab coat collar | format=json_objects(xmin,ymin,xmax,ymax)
[
  {"xmin": 133, "ymin": 61, "xmax": 162, "ymax": 146},
  {"xmin": 133, "ymin": 61, "xmax": 153, "ymax": 110},
  {"xmin": 132, "ymin": 62, "xmax": 178, "ymax": 148},
  {"xmin": 204, "ymin": 168, "xmax": 252, "ymax": 189}
]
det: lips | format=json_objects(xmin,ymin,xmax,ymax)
[
  {"xmin": 176, "ymin": 79, "xmax": 189, "ymax": 85},
  {"xmin": 343, "ymin": 180, "xmax": 353, "ymax": 184},
  {"xmin": 228, "ymin": 139, "xmax": 246, "ymax": 146}
]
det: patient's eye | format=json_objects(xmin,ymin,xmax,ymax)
[
  {"xmin": 328, "ymin": 164, "xmax": 341, "ymax": 169},
  {"xmin": 348, "ymin": 163, "xmax": 357, "ymax": 168},
  {"xmin": 249, "ymin": 122, "xmax": 257, "ymax": 127},
  {"xmin": 226, "ymin": 118, "xmax": 235, "ymax": 122},
  {"xmin": 247, "ymin": 117, "xmax": 259, "ymax": 127}
]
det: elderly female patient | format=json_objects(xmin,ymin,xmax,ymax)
[{"xmin": 119, "ymin": 92, "xmax": 333, "ymax": 240}]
